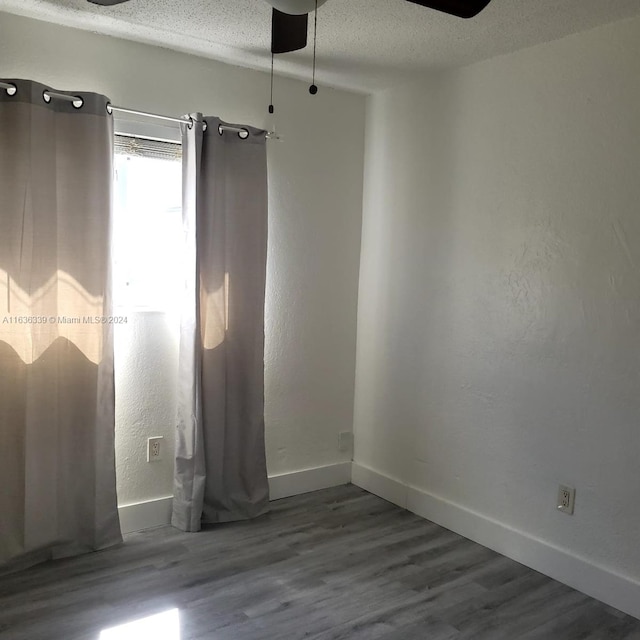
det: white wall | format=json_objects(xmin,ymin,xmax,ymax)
[
  {"xmin": 0, "ymin": 12, "xmax": 365, "ymax": 506},
  {"xmin": 355, "ymin": 15, "xmax": 640, "ymax": 614},
  {"xmin": 113, "ymin": 313, "xmax": 180, "ymax": 505}
]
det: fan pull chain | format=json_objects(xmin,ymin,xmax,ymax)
[
  {"xmin": 269, "ymin": 52, "xmax": 275, "ymax": 113},
  {"xmin": 309, "ymin": 0, "xmax": 318, "ymax": 95}
]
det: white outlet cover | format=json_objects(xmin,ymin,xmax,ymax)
[
  {"xmin": 557, "ymin": 484, "xmax": 575, "ymax": 515},
  {"xmin": 147, "ymin": 436, "xmax": 164, "ymax": 463},
  {"xmin": 338, "ymin": 431, "xmax": 353, "ymax": 452}
]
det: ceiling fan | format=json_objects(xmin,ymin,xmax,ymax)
[{"xmin": 88, "ymin": 0, "xmax": 493, "ymax": 55}]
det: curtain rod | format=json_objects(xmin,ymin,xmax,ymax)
[{"xmin": 0, "ymin": 82, "xmax": 278, "ymax": 139}]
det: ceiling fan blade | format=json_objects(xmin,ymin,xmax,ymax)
[
  {"xmin": 87, "ymin": 0, "xmax": 131, "ymax": 5},
  {"xmin": 271, "ymin": 8, "xmax": 308, "ymax": 54},
  {"xmin": 406, "ymin": 0, "xmax": 492, "ymax": 19}
]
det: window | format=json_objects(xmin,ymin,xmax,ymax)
[
  {"xmin": 113, "ymin": 134, "xmax": 182, "ymax": 312},
  {"xmin": 112, "ymin": 122, "xmax": 183, "ymax": 506}
]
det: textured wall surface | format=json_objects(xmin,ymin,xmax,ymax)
[
  {"xmin": 355, "ymin": 15, "xmax": 640, "ymax": 581},
  {"xmin": 0, "ymin": 12, "xmax": 365, "ymax": 506},
  {"xmin": 114, "ymin": 313, "xmax": 180, "ymax": 505}
]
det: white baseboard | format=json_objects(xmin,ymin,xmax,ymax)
[
  {"xmin": 351, "ymin": 461, "xmax": 408, "ymax": 507},
  {"xmin": 119, "ymin": 496, "xmax": 173, "ymax": 535},
  {"xmin": 351, "ymin": 462, "xmax": 640, "ymax": 620},
  {"xmin": 118, "ymin": 462, "xmax": 640, "ymax": 619},
  {"xmin": 268, "ymin": 462, "xmax": 352, "ymax": 500},
  {"xmin": 118, "ymin": 462, "xmax": 352, "ymax": 534}
]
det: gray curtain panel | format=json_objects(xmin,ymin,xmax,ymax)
[
  {"xmin": 172, "ymin": 115, "xmax": 270, "ymax": 531},
  {"xmin": 0, "ymin": 79, "xmax": 122, "ymax": 569}
]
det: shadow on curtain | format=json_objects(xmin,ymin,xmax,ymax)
[{"xmin": 0, "ymin": 79, "xmax": 121, "ymax": 570}]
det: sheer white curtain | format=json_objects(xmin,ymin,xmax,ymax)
[
  {"xmin": 172, "ymin": 116, "xmax": 270, "ymax": 531},
  {"xmin": 0, "ymin": 79, "xmax": 121, "ymax": 569}
]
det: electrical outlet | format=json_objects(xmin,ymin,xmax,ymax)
[
  {"xmin": 338, "ymin": 431, "xmax": 353, "ymax": 452},
  {"xmin": 147, "ymin": 437, "xmax": 163, "ymax": 463},
  {"xmin": 557, "ymin": 485, "xmax": 575, "ymax": 515}
]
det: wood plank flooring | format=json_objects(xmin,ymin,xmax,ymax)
[{"xmin": 1, "ymin": 484, "xmax": 639, "ymax": 639}]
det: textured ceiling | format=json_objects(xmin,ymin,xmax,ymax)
[{"xmin": 1, "ymin": 0, "xmax": 640, "ymax": 93}]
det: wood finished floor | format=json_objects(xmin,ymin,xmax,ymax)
[{"xmin": 1, "ymin": 485, "xmax": 639, "ymax": 639}]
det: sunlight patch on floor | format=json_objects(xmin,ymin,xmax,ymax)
[{"xmin": 99, "ymin": 608, "xmax": 180, "ymax": 640}]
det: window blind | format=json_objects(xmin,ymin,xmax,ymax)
[{"xmin": 114, "ymin": 134, "xmax": 182, "ymax": 161}]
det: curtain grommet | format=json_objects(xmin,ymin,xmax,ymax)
[
  {"xmin": 188, "ymin": 117, "xmax": 195, "ymax": 130},
  {"xmin": 218, "ymin": 125, "xmax": 250, "ymax": 139},
  {"xmin": 106, "ymin": 103, "xmax": 113, "ymax": 115},
  {"xmin": 72, "ymin": 97, "xmax": 84, "ymax": 109},
  {"xmin": 3, "ymin": 83, "xmax": 17, "ymax": 96},
  {"xmin": 43, "ymin": 90, "xmax": 52, "ymax": 104}
]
